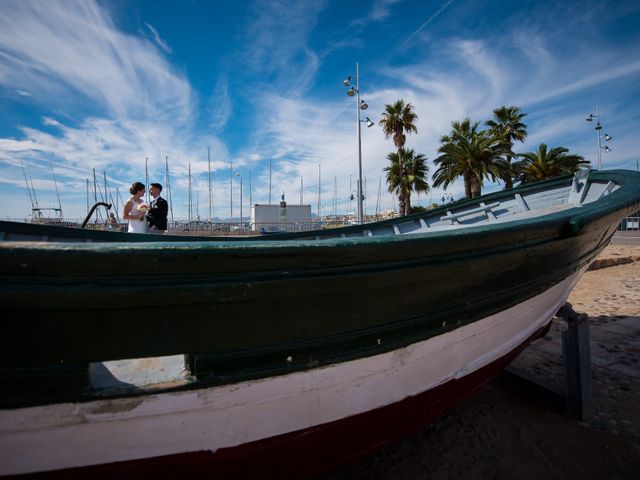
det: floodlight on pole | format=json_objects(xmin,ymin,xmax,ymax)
[
  {"xmin": 343, "ymin": 62, "xmax": 375, "ymax": 225},
  {"xmin": 585, "ymin": 106, "xmax": 612, "ymax": 170}
]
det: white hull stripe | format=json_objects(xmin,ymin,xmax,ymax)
[{"xmin": 0, "ymin": 270, "xmax": 583, "ymax": 476}]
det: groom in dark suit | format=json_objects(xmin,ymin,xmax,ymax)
[{"xmin": 147, "ymin": 183, "xmax": 168, "ymax": 232}]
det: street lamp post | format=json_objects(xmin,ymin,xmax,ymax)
[
  {"xmin": 586, "ymin": 106, "xmax": 612, "ymax": 170},
  {"xmin": 236, "ymin": 172, "xmax": 243, "ymax": 230},
  {"xmin": 344, "ymin": 63, "xmax": 374, "ymax": 224}
]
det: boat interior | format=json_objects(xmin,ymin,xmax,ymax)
[
  {"xmin": 0, "ymin": 169, "xmax": 621, "ymax": 243},
  {"xmin": 307, "ymin": 169, "xmax": 619, "ymax": 239}
]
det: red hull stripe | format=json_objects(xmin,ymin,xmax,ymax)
[{"xmin": 5, "ymin": 322, "xmax": 551, "ymax": 480}]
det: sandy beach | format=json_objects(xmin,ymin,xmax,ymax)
[{"xmin": 325, "ymin": 238, "xmax": 640, "ymax": 480}]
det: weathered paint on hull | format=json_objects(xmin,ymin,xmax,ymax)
[
  {"xmin": 0, "ymin": 323, "xmax": 551, "ymax": 480},
  {"xmin": 0, "ymin": 271, "xmax": 579, "ymax": 478}
]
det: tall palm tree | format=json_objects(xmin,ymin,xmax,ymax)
[
  {"xmin": 513, "ymin": 144, "xmax": 588, "ymax": 184},
  {"xmin": 379, "ymin": 100, "xmax": 418, "ymax": 216},
  {"xmin": 432, "ymin": 119, "xmax": 510, "ymax": 198},
  {"xmin": 384, "ymin": 148, "xmax": 430, "ymax": 214},
  {"xmin": 485, "ymin": 106, "xmax": 527, "ymax": 189}
]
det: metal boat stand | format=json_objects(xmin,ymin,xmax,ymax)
[{"xmin": 499, "ymin": 302, "xmax": 592, "ymax": 421}]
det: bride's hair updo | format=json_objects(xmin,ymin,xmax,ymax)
[{"xmin": 129, "ymin": 182, "xmax": 145, "ymax": 195}]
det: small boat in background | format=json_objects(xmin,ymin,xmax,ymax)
[{"xmin": 1, "ymin": 168, "xmax": 639, "ymax": 478}]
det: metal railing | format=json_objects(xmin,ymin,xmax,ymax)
[
  {"xmin": 617, "ymin": 215, "xmax": 639, "ymax": 233},
  {"xmin": 5, "ymin": 214, "xmax": 639, "ymax": 236}
]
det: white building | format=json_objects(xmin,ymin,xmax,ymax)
[{"xmin": 251, "ymin": 198, "xmax": 312, "ymax": 232}]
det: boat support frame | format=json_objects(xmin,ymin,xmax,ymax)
[{"xmin": 501, "ymin": 302, "xmax": 592, "ymax": 421}]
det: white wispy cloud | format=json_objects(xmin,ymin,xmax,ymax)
[
  {"xmin": 208, "ymin": 77, "xmax": 232, "ymax": 132},
  {"xmin": 242, "ymin": 0, "xmax": 327, "ymax": 79},
  {"xmin": 16, "ymin": 89, "xmax": 32, "ymax": 97},
  {"xmin": 352, "ymin": 0, "xmax": 403, "ymax": 26},
  {"xmin": 0, "ymin": 0, "xmax": 192, "ymax": 121},
  {"xmin": 523, "ymin": 59, "xmax": 640, "ymax": 106},
  {"xmin": 400, "ymin": 0, "xmax": 454, "ymax": 49},
  {"xmin": 0, "ymin": 0, "xmax": 222, "ymax": 218},
  {"xmin": 41, "ymin": 116, "xmax": 61, "ymax": 127},
  {"xmin": 144, "ymin": 22, "xmax": 172, "ymax": 54}
]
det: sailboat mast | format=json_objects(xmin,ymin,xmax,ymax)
[
  {"xmin": 92, "ymin": 169, "xmax": 98, "ymax": 204},
  {"xmin": 164, "ymin": 155, "xmax": 173, "ymax": 223},
  {"xmin": 300, "ymin": 176, "xmax": 303, "ymax": 205},
  {"xmin": 29, "ymin": 177, "xmax": 39, "ymax": 207},
  {"xmin": 208, "ymin": 147, "xmax": 212, "ymax": 222},
  {"xmin": 188, "ymin": 163, "xmax": 192, "ymax": 223},
  {"xmin": 117, "ymin": 188, "xmax": 127, "ymax": 220},
  {"xmin": 145, "ymin": 157, "xmax": 149, "ymax": 204},
  {"xmin": 19, "ymin": 160, "xmax": 36, "ymax": 215},
  {"xmin": 333, "ymin": 176, "xmax": 338, "ymax": 217},
  {"xmin": 114, "ymin": 187, "xmax": 121, "ymax": 221},
  {"xmin": 103, "ymin": 171, "xmax": 109, "ymax": 219},
  {"xmin": 92, "ymin": 168, "xmax": 100, "ymax": 223},
  {"xmin": 28, "ymin": 176, "xmax": 41, "ymax": 220},
  {"xmin": 165, "ymin": 156, "xmax": 174, "ymax": 224},
  {"xmin": 51, "ymin": 162, "xmax": 63, "ymax": 218},
  {"xmin": 317, "ymin": 164, "xmax": 321, "ymax": 222}
]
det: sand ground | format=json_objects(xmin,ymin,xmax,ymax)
[{"xmin": 324, "ymin": 239, "xmax": 640, "ymax": 480}]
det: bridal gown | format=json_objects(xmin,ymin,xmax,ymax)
[{"xmin": 127, "ymin": 197, "xmax": 148, "ymax": 233}]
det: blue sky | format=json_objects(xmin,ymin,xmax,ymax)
[{"xmin": 1, "ymin": 0, "xmax": 639, "ymax": 221}]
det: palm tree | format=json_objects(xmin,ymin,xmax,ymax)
[
  {"xmin": 485, "ymin": 106, "xmax": 527, "ymax": 189},
  {"xmin": 379, "ymin": 100, "xmax": 418, "ymax": 216},
  {"xmin": 432, "ymin": 118, "xmax": 510, "ymax": 198},
  {"xmin": 513, "ymin": 144, "xmax": 588, "ymax": 184},
  {"xmin": 384, "ymin": 148, "xmax": 430, "ymax": 213}
]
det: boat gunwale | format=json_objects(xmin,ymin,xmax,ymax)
[{"xmin": 1, "ymin": 170, "xmax": 638, "ymax": 252}]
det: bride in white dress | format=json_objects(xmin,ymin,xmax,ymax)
[{"xmin": 123, "ymin": 182, "xmax": 148, "ymax": 234}]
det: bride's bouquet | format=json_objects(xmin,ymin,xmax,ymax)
[{"xmin": 137, "ymin": 203, "xmax": 150, "ymax": 215}]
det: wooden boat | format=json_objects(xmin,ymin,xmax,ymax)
[{"xmin": 1, "ymin": 168, "xmax": 639, "ymax": 478}]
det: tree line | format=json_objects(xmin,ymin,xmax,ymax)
[{"xmin": 379, "ymin": 101, "xmax": 588, "ymax": 216}]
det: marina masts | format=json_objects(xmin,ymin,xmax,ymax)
[
  {"xmin": 145, "ymin": 157, "xmax": 149, "ymax": 204},
  {"xmin": 188, "ymin": 163, "xmax": 192, "ymax": 223},
  {"xmin": 51, "ymin": 162, "xmax": 63, "ymax": 219},
  {"xmin": 165, "ymin": 156, "xmax": 174, "ymax": 223},
  {"xmin": 19, "ymin": 160, "xmax": 38, "ymax": 218},
  {"xmin": 208, "ymin": 147, "xmax": 213, "ymax": 222},
  {"xmin": 92, "ymin": 168, "xmax": 103, "ymax": 223}
]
